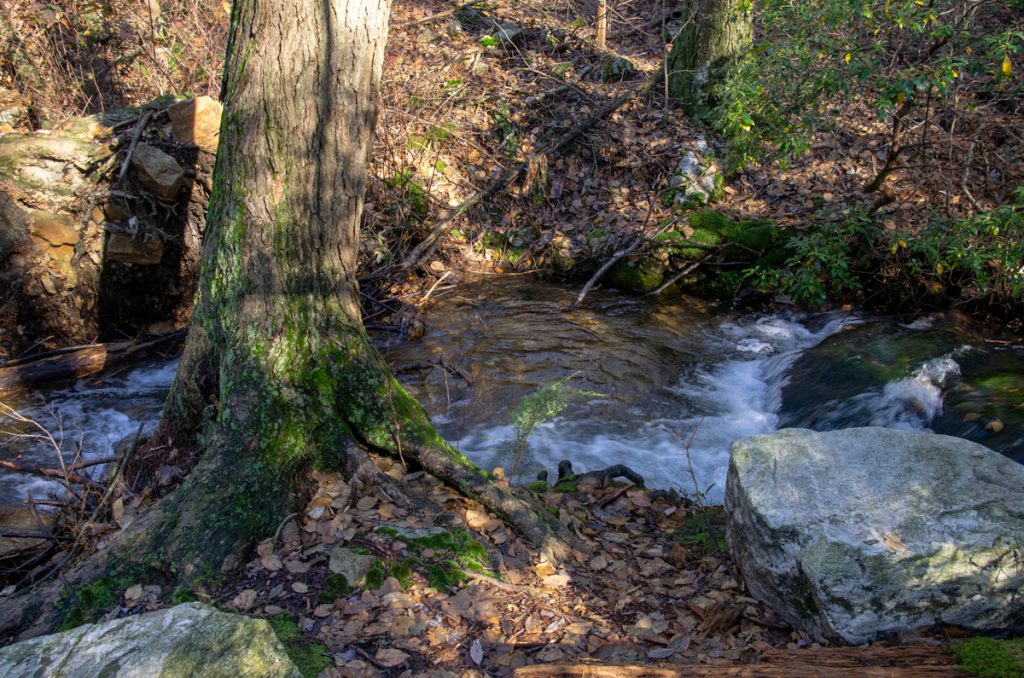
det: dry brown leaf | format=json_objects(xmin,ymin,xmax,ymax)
[
  {"xmin": 375, "ymin": 648, "xmax": 410, "ymax": 667},
  {"xmin": 355, "ymin": 496, "xmax": 378, "ymax": 511},
  {"xmin": 261, "ymin": 554, "xmax": 283, "ymax": 572}
]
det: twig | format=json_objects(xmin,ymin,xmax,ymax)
[
  {"xmin": 81, "ymin": 423, "xmax": 143, "ymax": 533},
  {"xmin": 117, "ymin": 110, "xmax": 153, "ymax": 185},
  {"xmin": 271, "ymin": 512, "xmax": 299, "ymax": 547},
  {"xmin": 646, "ymin": 257, "xmax": 708, "ymax": 296},
  {"xmin": 0, "ymin": 460, "xmax": 103, "ymax": 490},
  {"xmin": 420, "ymin": 270, "xmax": 452, "ymax": 306},
  {"xmin": 0, "ymin": 532, "xmax": 69, "ymax": 541},
  {"xmin": 397, "ymin": 0, "xmax": 484, "ymax": 28},
  {"xmin": 565, "ymin": 193, "xmax": 671, "ymax": 312},
  {"xmin": 563, "ymin": 236, "xmax": 641, "ymax": 313},
  {"xmin": 462, "ymin": 569, "xmax": 521, "ymax": 592}
]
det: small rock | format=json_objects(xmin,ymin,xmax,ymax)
[
  {"xmin": 166, "ymin": 96, "xmax": 222, "ymax": 153},
  {"xmin": 542, "ymin": 574, "xmax": 571, "ymax": 589},
  {"xmin": 230, "ymin": 588, "xmax": 258, "ymax": 611},
  {"xmin": 670, "ymin": 148, "xmax": 720, "ymax": 208},
  {"xmin": 105, "ymin": 233, "xmax": 164, "ymax": 265},
  {"xmin": 328, "ymin": 546, "xmax": 376, "ymax": 588},
  {"xmin": 28, "ymin": 212, "xmax": 79, "ymax": 247},
  {"xmin": 131, "ymin": 143, "xmax": 184, "ymax": 198},
  {"xmin": 496, "ymin": 23, "xmax": 526, "ymax": 46},
  {"xmin": 416, "ymin": 28, "xmax": 439, "ymax": 43}
]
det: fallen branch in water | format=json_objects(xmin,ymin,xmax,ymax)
[
  {"xmin": 564, "ymin": 196, "xmax": 671, "ymax": 312},
  {"xmin": 0, "ymin": 330, "xmax": 184, "ymax": 396},
  {"xmin": 0, "ymin": 460, "xmax": 104, "ymax": 490}
]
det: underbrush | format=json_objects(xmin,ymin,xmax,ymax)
[
  {"xmin": 745, "ymin": 191, "xmax": 1024, "ymax": 319},
  {"xmin": 1, "ymin": 0, "xmax": 227, "ymax": 120}
]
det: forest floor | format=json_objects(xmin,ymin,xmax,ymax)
[
  {"xmin": 361, "ymin": 0, "xmax": 1021, "ymax": 331},
  {"xmin": 116, "ymin": 458, "xmax": 960, "ymax": 677}
]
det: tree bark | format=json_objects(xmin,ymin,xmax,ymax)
[
  {"xmin": 595, "ymin": 0, "xmax": 608, "ymax": 50},
  {"xmin": 0, "ymin": 0, "xmax": 576, "ymax": 639},
  {"xmin": 666, "ymin": 0, "xmax": 752, "ymax": 115},
  {"xmin": 124, "ymin": 0, "xmax": 569, "ymax": 586}
]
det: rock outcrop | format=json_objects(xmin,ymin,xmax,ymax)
[
  {"xmin": 726, "ymin": 427, "xmax": 1024, "ymax": 644},
  {"xmin": 0, "ymin": 100, "xmax": 217, "ymax": 358},
  {"xmin": 0, "ymin": 602, "xmax": 302, "ymax": 677}
]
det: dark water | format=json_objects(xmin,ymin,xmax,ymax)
[{"xmin": 2, "ymin": 276, "xmax": 1021, "ymax": 505}]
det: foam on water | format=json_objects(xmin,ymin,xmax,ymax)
[
  {"xmin": 0, "ymin": 360, "xmax": 178, "ymax": 503},
  {"xmin": 808, "ymin": 350, "xmax": 965, "ymax": 433},
  {"xmin": 451, "ymin": 314, "xmax": 858, "ymax": 503}
]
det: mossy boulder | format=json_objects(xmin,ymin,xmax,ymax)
[
  {"xmin": 727, "ymin": 428, "xmax": 1024, "ymax": 644},
  {"xmin": 0, "ymin": 602, "xmax": 302, "ymax": 677}
]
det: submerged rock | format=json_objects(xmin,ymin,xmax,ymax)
[
  {"xmin": 726, "ymin": 427, "xmax": 1024, "ymax": 644},
  {"xmin": 0, "ymin": 602, "xmax": 301, "ymax": 677}
]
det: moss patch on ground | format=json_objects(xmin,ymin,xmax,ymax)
[
  {"xmin": 372, "ymin": 527, "xmax": 492, "ymax": 590},
  {"xmin": 268, "ymin": 614, "xmax": 332, "ymax": 678},
  {"xmin": 953, "ymin": 637, "xmax": 1024, "ymax": 678},
  {"xmin": 674, "ymin": 508, "xmax": 727, "ymax": 556},
  {"xmin": 56, "ymin": 577, "xmax": 122, "ymax": 632}
]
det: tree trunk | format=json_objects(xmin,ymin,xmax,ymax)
[
  {"xmin": 138, "ymin": 0, "xmax": 570, "ymax": 583},
  {"xmin": 595, "ymin": 0, "xmax": 608, "ymax": 50},
  {"xmin": 0, "ymin": 0, "xmax": 576, "ymax": 639},
  {"xmin": 666, "ymin": 0, "xmax": 752, "ymax": 115}
]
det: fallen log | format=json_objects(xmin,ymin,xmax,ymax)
[
  {"xmin": 0, "ymin": 330, "xmax": 184, "ymax": 396},
  {"xmin": 513, "ymin": 645, "xmax": 970, "ymax": 677}
]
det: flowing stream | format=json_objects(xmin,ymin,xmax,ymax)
[{"xmin": 2, "ymin": 276, "xmax": 1021, "ymax": 506}]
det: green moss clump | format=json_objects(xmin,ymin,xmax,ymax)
[
  {"xmin": 385, "ymin": 528, "xmax": 492, "ymax": 589},
  {"xmin": 268, "ymin": 615, "xmax": 331, "ymax": 678},
  {"xmin": 674, "ymin": 509, "xmax": 727, "ymax": 556},
  {"xmin": 57, "ymin": 577, "xmax": 122, "ymax": 631},
  {"xmin": 385, "ymin": 169, "xmax": 429, "ymax": 219},
  {"xmin": 318, "ymin": 573, "xmax": 350, "ymax": 603},
  {"xmin": 364, "ymin": 559, "xmax": 387, "ymax": 590},
  {"xmin": 553, "ymin": 479, "xmax": 579, "ymax": 493},
  {"xmin": 953, "ymin": 637, "xmax": 1024, "ymax": 678},
  {"xmin": 527, "ymin": 480, "xmax": 550, "ymax": 493},
  {"xmin": 389, "ymin": 560, "xmax": 416, "ymax": 589},
  {"xmin": 609, "ymin": 258, "xmax": 665, "ymax": 293},
  {"xmin": 171, "ymin": 588, "xmax": 199, "ymax": 605}
]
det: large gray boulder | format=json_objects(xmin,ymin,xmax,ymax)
[
  {"xmin": 726, "ymin": 427, "xmax": 1024, "ymax": 644},
  {"xmin": 0, "ymin": 602, "xmax": 302, "ymax": 677}
]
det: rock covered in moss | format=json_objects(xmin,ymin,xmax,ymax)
[
  {"xmin": 0, "ymin": 602, "xmax": 301, "ymax": 677},
  {"xmin": 726, "ymin": 427, "xmax": 1024, "ymax": 644},
  {"xmin": 670, "ymin": 143, "xmax": 721, "ymax": 208},
  {"xmin": 609, "ymin": 257, "xmax": 664, "ymax": 293}
]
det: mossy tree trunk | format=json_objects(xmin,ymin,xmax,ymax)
[
  {"xmin": 143, "ymin": 0, "xmax": 571, "ymax": 583},
  {"xmin": 2, "ymin": 0, "xmax": 572, "ymax": 639},
  {"xmin": 666, "ymin": 0, "xmax": 752, "ymax": 115}
]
